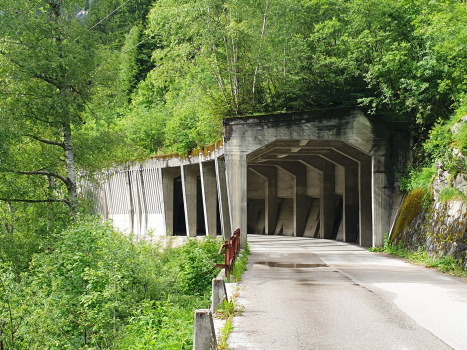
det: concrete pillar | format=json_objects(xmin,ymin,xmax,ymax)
[
  {"xmin": 161, "ymin": 167, "xmax": 181, "ymax": 235},
  {"xmin": 211, "ymin": 277, "xmax": 228, "ymax": 313},
  {"xmin": 181, "ymin": 165, "xmax": 199, "ymax": 237},
  {"xmin": 270, "ymin": 162, "xmax": 308, "ymax": 237},
  {"xmin": 344, "ymin": 165, "xmax": 359, "ymax": 243},
  {"xmin": 193, "ymin": 309, "xmax": 216, "ymax": 350},
  {"xmin": 360, "ymin": 159, "xmax": 373, "ymax": 247},
  {"xmin": 316, "ymin": 151, "xmax": 360, "ymax": 243},
  {"xmin": 300, "ymin": 158, "xmax": 335, "ymax": 240},
  {"xmin": 225, "ymin": 152, "xmax": 248, "ymax": 246},
  {"xmin": 200, "ymin": 161, "xmax": 218, "ymax": 238},
  {"xmin": 215, "ymin": 157, "xmax": 232, "ymax": 240},
  {"xmin": 371, "ymin": 155, "xmax": 391, "ymax": 247},
  {"xmin": 249, "ymin": 165, "xmax": 279, "ymax": 235}
]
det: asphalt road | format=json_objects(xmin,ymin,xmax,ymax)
[{"xmin": 227, "ymin": 235, "xmax": 467, "ymax": 350}]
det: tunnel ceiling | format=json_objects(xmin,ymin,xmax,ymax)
[{"xmin": 247, "ymin": 139, "xmax": 371, "ymax": 165}]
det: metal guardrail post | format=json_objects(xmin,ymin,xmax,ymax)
[{"xmin": 214, "ymin": 228, "xmax": 241, "ymax": 277}]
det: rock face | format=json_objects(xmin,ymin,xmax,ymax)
[
  {"xmin": 395, "ymin": 118, "xmax": 467, "ymax": 265},
  {"xmin": 396, "ymin": 200, "xmax": 467, "ymax": 265}
]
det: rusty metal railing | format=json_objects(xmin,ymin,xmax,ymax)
[{"xmin": 214, "ymin": 229, "xmax": 241, "ymax": 277}]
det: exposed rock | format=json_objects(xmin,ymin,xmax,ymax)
[
  {"xmin": 450, "ymin": 115, "xmax": 467, "ymax": 134},
  {"xmin": 395, "ymin": 200, "xmax": 467, "ymax": 265},
  {"xmin": 432, "ymin": 169, "xmax": 450, "ymax": 201},
  {"xmin": 453, "ymin": 173, "xmax": 467, "ymax": 195}
]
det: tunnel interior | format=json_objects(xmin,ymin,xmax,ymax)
[
  {"xmin": 173, "ymin": 176, "xmax": 186, "ymax": 236},
  {"xmin": 169, "ymin": 162, "xmax": 223, "ymax": 238},
  {"xmin": 246, "ymin": 139, "xmax": 371, "ymax": 245}
]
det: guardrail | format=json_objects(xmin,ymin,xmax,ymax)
[{"xmin": 214, "ymin": 229, "xmax": 240, "ymax": 277}]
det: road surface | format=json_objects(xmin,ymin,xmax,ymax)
[{"xmin": 227, "ymin": 235, "xmax": 467, "ymax": 350}]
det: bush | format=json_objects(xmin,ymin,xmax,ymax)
[
  {"xmin": 399, "ymin": 165, "xmax": 437, "ymax": 192},
  {"xmin": 0, "ymin": 217, "xmax": 223, "ymax": 349}
]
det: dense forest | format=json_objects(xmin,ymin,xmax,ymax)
[{"xmin": 2, "ymin": 0, "xmax": 467, "ymax": 348}]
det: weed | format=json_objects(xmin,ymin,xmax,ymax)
[
  {"xmin": 438, "ymin": 187, "xmax": 466, "ymax": 202},
  {"xmin": 217, "ymin": 315, "xmax": 234, "ymax": 350},
  {"xmin": 230, "ymin": 244, "xmax": 250, "ymax": 282},
  {"xmin": 369, "ymin": 234, "xmax": 467, "ymax": 277}
]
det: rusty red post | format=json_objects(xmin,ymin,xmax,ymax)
[{"xmin": 214, "ymin": 228, "xmax": 241, "ymax": 277}]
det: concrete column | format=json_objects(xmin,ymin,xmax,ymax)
[
  {"xmin": 181, "ymin": 165, "xmax": 199, "ymax": 237},
  {"xmin": 200, "ymin": 161, "xmax": 218, "ymax": 238},
  {"xmin": 215, "ymin": 157, "xmax": 232, "ymax": 240},
  {"xmin": 300, "ymin": 158, "xmax": 335, "ymax": 240},
  {"xmin": 161, "ymin": 167, "xmax": 181, "ymax": 235},
  {"xmin": 249, "ymin": 165, "xmax": 279, "ymax": 235},
  {"xmin": 371, "ymin": 155, "xmax": 390, "ymax": 247},
  {"xmin": 270, "ymin": 162, "xmax": 308, "ymax": 237},
  {"xmin": 360, "ymin": 159, "xmax": 373, "ymax": 247},
  {"xmin": 344, "ymin": 165, "xmax": 359, "ymax": 243},
  {"xmin": 225, "ymin": 152, "xmax": 248, "ymax": 246},
  {"xmin": 317, "ymin": 151, "xmax": 360, "ymax": 243}
]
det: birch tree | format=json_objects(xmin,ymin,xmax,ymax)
[{"xmin": 0, "ymin": 0, "xmax": 100, "ymax": 218}]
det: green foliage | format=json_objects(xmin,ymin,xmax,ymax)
[
  {"xmin": 217, "ymin": 316, "xmax": 234, "ymax": 350},
  {"xmin": 438, "ymin": 187, "xmax": 466, "ymax": 202},
  {"xmin": 176, "ymin": 237, "xmax": 224, "ymax": 296},
  {"xmin": 399, "ymin": 165, "xmax": 437, "ymax": 192},
  {"xmin": 370, "ymin": 234, "xmax": 467, "ymax": 277},
  {"xmin": 0, "ymin": 217, "xmax": 222, "ymax": 348},
  {"xmin": 215, "ymin": 298, "xmax": 241, "ymax": 350},
  {"xmin": 231, "ymin": 247, "xmax": 250, "ymax": 282},
  {"xmin": 117, "ymin": 300, "xmax": 194, "ymax": 350}
]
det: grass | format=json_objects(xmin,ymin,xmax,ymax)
[
  {"xmin": 216, "ymin": 294, "xmax": 244, "ymax": 350},
  {"xmin": 438, "ymin": 187, "xmax": 467, "ymax": 202},
  {"xmin": 369, "ymin": 234, "xmax": 467, "ymax": 278},
  {"xmin": 217, "ymin": 315, "xmax": 234, "ymax": 350}
]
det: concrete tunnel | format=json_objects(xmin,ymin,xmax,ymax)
[
  {"xmin": 89, "ymin": 108, "xmax": 412, "ymax": 248},
  {"xmin": 223, "ymin": 108, "xmax": 412, "ymax": 247}
]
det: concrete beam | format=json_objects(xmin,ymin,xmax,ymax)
[
  {"xmin": 181, "ymin": 164, "xmax": 200, "ymax": 237},
  {"xmin": 200, "ymin": 161, "xmax": 218, "ymax": 238},
  {"xmin": 161, "ymin": 167, "xmax": 181, "ymax": 235},
  {"xmin": 249, "ymin": 165, "xmax": 279, "ymax": 235}
]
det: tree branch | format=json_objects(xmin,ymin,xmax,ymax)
[
  {"xmin": 26, "ymin": 135, "xmax": 65, "ymax": 149},
  {"xmin": 15, "ymin": 170, "xmax": 69, "ymax": 186},
  {"xmin": 0, "ymin": 198, "xmax": 70, "ymax": 205}
]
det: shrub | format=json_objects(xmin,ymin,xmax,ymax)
[{"xmin": 0, "ymin": 217, "xmax": 223, "ymax": 349}]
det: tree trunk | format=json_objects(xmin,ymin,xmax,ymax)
[{"xmin": 63, "ymin": 123, "xmax": 78, "ymax": 218}]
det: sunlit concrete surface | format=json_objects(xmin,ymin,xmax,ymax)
[{"xmin": 228, "ymin": 235, "xmax": 467, "ymax": 349}]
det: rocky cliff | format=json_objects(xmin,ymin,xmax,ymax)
[{"xmin": 393, "ymin": 118, "xmax": 467, "ymax": 266}]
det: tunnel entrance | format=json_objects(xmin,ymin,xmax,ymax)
[{"xmin": 246, "ymin": 139, "xmax": 370, "ymax": 245}]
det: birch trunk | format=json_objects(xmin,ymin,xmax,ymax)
[
  {"xmin": 63, "ymin": 123, "xmax": 78, "ymax": 218},
  {"xmin": 252, "ymin": 0, "xmax": 270, "ymax": 104}
]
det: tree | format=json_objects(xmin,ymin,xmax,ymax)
[{"xmin": 0, "ymin": 0, "xmax": 101, "ymax": 217}]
